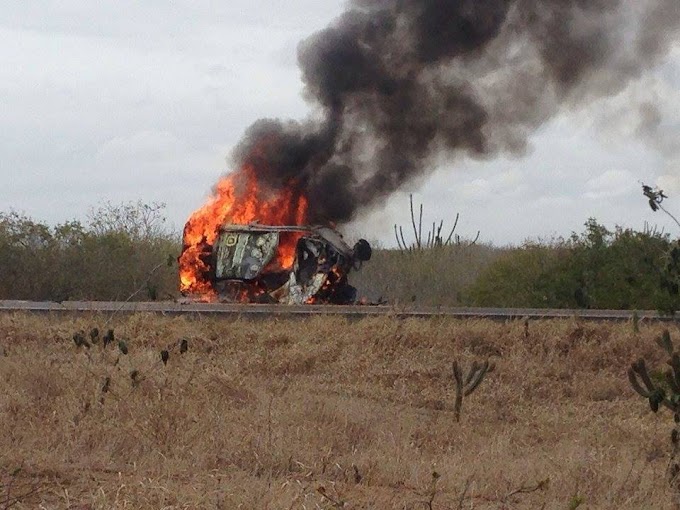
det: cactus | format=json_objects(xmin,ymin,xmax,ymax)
[
  {"xmin": 118, "ymin": 340, "xmax": 129, "ymax": 355},
  {"xmin": 451, "ymin": 360, "xmax": 494, "ymax": 422},
  {"xmin": 629, "ymin": 330, "xmax": 680, "ymax": 413},
  {"xmin": 103, "ymin": 329, "xmax": 115, "ymax": 348},
  {"xmin": 394, "ymin": 194, "xmax": 480, "ymax": 253},
  {"xmin": 629, "ymin": 329, "xmax": 680, "ymax": 487},
  {"xmin": 72, "ymin": 331, "xmax": 90, "ymax": 349}
]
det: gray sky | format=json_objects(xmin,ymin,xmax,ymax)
[{"xmin": 1, "ymin": 2, "xmax": 679, "ymax": 246}]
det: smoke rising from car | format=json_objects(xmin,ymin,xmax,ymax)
[{"xmin": 229, "ymin": 0, "xmax": 680, "ymax": 224}]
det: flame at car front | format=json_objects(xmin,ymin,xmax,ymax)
[{"xmin": 179, "ymin": 163, "xmax": 308, "ymax": 298}]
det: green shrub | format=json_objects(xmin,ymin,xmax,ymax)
[
  {"xmin": 462, "ymin": 242, "xmax": 570, "ymax": 308},
  {"xmin": 465, "ymin": 219, "xmax": 680, "ymax": 310}
]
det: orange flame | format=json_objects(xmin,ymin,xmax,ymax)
[{"xmin": 179, "ymin": 164, "xmax": 308, "ymax": 295}]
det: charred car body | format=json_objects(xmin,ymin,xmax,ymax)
[{"xmin": 190, "ymin": 224, "xmax": 371, "ymax": 304}]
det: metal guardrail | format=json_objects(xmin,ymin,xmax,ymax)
[{"xmin": 0, "ymin": 300, "xmax": 675, "ymax": 321}]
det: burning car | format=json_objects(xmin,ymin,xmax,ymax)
[
  {"xmin": 177, "ymin": 162, "xmax": 373, "ymax": 304},
  {"xmin": 180, "ymin": 223, "xmax": 371, "ymax": 304}
]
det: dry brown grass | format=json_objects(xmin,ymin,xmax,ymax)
[{"xmin": 0, "ymin": 313, "xmax": 677, "ymax": 509}]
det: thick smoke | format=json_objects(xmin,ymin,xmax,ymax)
[{"xmin": 231, "ymin": 0, "xmax": 680, "ymax": 224}]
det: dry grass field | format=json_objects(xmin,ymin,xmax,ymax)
[{"xmin": 0, "ymin": 312, "xmax": 678, "ymax": 509}]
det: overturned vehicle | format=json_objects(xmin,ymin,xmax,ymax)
[{"xmin": 191, "ymin": 224, "xmax": 372, "ymax": 304}]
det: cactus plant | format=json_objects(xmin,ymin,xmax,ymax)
[
  {"xmin": 629, "ymin": 329, "xmax": 680, "ymax": 487},
  {"xmin": 394, "ymin": 194, "xmax": 480, "ymax": 253},
  {"xmin": 451, "ymin": 360, "xmax": 494, "ymax": 422}
]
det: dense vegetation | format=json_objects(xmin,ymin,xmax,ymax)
[
  {"xmin": 0, "ymin": 202, "xmax": 179, "ymax": 301},
  {"xmin": 464, "ymin": 219, "xmax": 680, "ymax": 311},
  {"xmin": 1, "ymin": 203, "xmax": 677, "ymax": 311}
]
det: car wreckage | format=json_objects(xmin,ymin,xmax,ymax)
[{"xmin": 198, "ymin": 224, "xmax": 372, "ymax": 304}]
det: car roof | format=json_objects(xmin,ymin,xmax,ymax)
[{"xmin": 219, "ymin": 224, "xmax": 353, "ymax": 257}]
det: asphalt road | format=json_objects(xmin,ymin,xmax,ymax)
[{"xmin": 0, "ymin": 300, "xmax": 675, "ymax": 321}]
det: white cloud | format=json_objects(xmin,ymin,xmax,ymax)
[
  {"xmin": 657, "ymin": 171, "xmax": 680, "ymax": 195},
  {"xmin": 98, "ymin": 131, "xmax": 182, "ymax": 160},
  {"xmin": 584, "ymin": 170, "xmax": 637, "ymax": 200},
  {"xmin": 460, "ymin": 169, "xmax": 528, "ymax": 200}
]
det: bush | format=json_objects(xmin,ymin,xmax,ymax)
[
  {"xmin": 460, "ymin": 242, "xmax": 569, "ymax": 308},
  {"xmin": 465, "ymin": 219, "xmax": 679, "ymax": 311},
  {"xmin": 0, "ymin": 202, "xmax": 180, "ymax": 301}
]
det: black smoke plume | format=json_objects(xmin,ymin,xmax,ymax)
[{"xmin": 230, "ymin": 0, "xmax": 680, "ymax": 224}]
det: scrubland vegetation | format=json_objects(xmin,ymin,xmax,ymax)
[
  {"xmin": 3, "ymin": 199, "xmax": 680, "ymax": 508},
  {"xmin": 0, "ymin": 203, "xmax": 178, "ymax": 302},
  {"xmin": 463, "ymin": 220, "xmax": 680, "ymax": 311},
  {"xmin": 351, "ymin": 242, "xmax": 501, "ymax": 306},
  {"xmin": 1, "ymin": 313, "xmax": 678, "ymax": 508},
  {"xmin": 3, "ymin": 202, "xmax": 679, "ymax": 311}
]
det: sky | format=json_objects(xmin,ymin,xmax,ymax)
[{"xmin": 1, "ymin": 1, "xmax": 679, "ymax": 246}]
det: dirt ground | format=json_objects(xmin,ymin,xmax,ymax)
[{"xmin": 0, "ymin": 312, "xmax": 678, "ymax": 509}]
